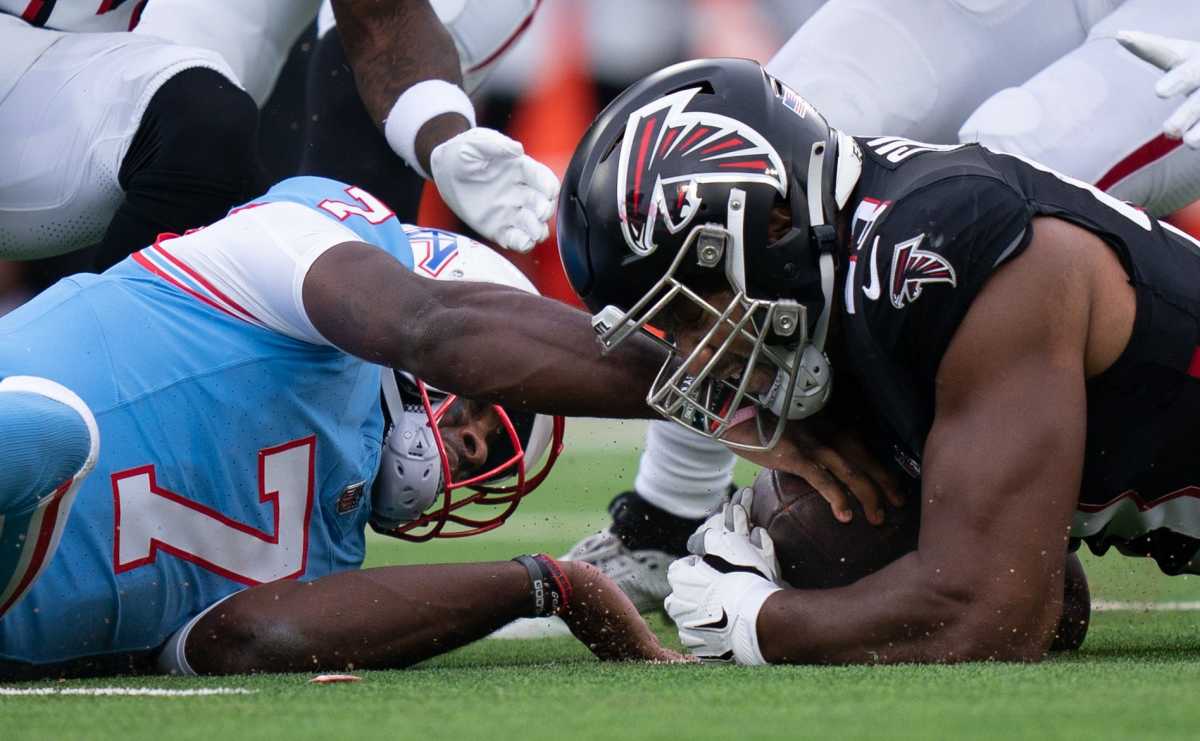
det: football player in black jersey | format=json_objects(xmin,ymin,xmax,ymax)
[{"xmin": 559, "ymin": 58, "xmax": 1200, "ymax": 665}]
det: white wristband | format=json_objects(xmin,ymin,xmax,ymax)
[{"xmin": 384, "ymin": 79, "xmax": 477, "ymax": 180}]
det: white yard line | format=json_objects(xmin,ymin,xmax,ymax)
[
  {"xmin": 1092, "ymin": 599, "xmax": 1200, "ymax": 612},
  {"xmin": 0, "ymin": 687, "xmax": 255, "ymax": 697}
]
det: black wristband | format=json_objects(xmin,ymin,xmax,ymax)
[{"xmin": 512, "ymin": 554, "xmax": 572, "ymax": 617}]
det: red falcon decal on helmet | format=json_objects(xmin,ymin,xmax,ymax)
[
  {"xmin": 616, "ymin": 87, "xmax": 787, "ymax": 256},
  {"xmin": 889, "ymin": 234, "xmax": 957, "ymax": 308}
]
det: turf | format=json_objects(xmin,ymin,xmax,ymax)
[{"xmin": 4, "ymin": 421, "xmax": 1200, "ymax": 740}]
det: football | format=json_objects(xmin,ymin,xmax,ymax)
[
  {"xmin": 748, "ymin": 467, "xmax": 1091, "ymax": 651},
  {"xmin": 749, "ymin": 468, "xmax": 919, "ymax": 589}
]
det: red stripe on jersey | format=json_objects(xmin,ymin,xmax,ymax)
[
  {"xmin": 152, "ymin": 242, "xmax": 261, "ymax": 324},
  {"xmin": 0, "ymin": 479, "xmax": 71, "ymax": 617},
  {"xmin": 465, "ymin": 0, "xmax": 542, "ymax": 73},
  {"xmin": 132, "ymin": 252, "xmax": 246, "ymax": 324},
  {"xmin": 1096, "ymin": 134, "xmax": 1183, "ymax": 192}
]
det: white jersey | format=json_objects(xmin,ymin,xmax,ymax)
[
  {"xmin": 0, "ymin": 18, "xmax": 235, "ymax": 257},
  {"xmin": 0, "ymin": 0, "xmax": 142, "ymax": 33},
  {"xmin": 766, "ymin": 0, "xmax": 1199, "ymax": 215}
]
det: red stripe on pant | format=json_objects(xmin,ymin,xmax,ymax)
[
  {"xmin": 1096, "ymin": 134, "xmax": 1184, "ymax": 193},
  {"xmin": 0, "ymin": 478, "xmax": 71, "ymax": 617}
]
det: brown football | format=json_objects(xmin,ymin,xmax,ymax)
[
  {"xmin": 749, "ymin": 467, "xmax": 918, "ymax": 589},
  {"xmin": 748, "ymin": 467, "xmax": 1091, "ymax": 651}
]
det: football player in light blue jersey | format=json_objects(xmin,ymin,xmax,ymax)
[{"xmin": 0, "ymin": 176, "xmax": 680, "ymax": 679}]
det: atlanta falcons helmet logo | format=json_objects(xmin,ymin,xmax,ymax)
[
  {"xmin": 889, "ymin": 234, "xmax": 957, "ymax": 308},
  {"xmin": 616, "ymin": 87, "xmax": 787, "ymax": 256}
]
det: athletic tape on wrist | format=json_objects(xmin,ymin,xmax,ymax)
[
  {"xmin": 512, "ymin": 554, "xmax": 572, "ymax": 617},
  {"xmin": 384, "ymin": 79, "xmax": 476, "ymax": 179}
]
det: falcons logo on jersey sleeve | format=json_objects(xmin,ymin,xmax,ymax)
[
  {"xmin": 889, "ymin": 234, "xmax": 957, "ymax": 308},
  {"xmin": 616, "ymin": 87, "xmax": 787, "ymax": 256}
]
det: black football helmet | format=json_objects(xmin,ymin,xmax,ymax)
[{"xmin": 558, "ymin": 58, "xmax": 863, "ymax": 450}]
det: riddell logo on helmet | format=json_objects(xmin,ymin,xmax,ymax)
[{"xmin": 615, "ymin": 87, "xmax": 787, "ymax": 256}]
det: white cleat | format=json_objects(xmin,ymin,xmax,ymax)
[
  {"xmin": 561, "ymin": 528, "xmax": 675, "ymax": 614},
  {"xmin": 489, "ymin": 614, "xmax": 571, "ymax": 639}
]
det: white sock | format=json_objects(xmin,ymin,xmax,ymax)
[{"xmin": 634, "ymin": 420, "xmax": 736, "ymax": 520}]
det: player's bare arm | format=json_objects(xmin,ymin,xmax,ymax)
[
  {"xmin": 180, "ymin": 559, "xmax": 684, "ymax": 674},
  {"xmin": 303, "ymin": 241, "xmax": 668, "ymax": 419},
  {"xmin": 331, "ymin": 0, "xmax": 468, "ymax": 176},
  {"xmin": 755, "ymin": 217, "xmax": 1131, "ymax": 663}
]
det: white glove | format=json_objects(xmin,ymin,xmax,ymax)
[
  {"xmin": 664, "ymin": 555, "xmax": 781, "ymax": 665},
  {"xmin": 430, "ymin": 127, "xmax": 560, "ymax": 253},
  {"xmin": 686, "ymin": 488, "xmax": 781, "ymax": 583},
  {"xmin": 1117, "ymin": 31, "xmax": 1200, "ymax": 148}
]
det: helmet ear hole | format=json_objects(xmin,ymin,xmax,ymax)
[{"xmin": 768, "ymin": 198, "xmax": 792, "ymax": 242}]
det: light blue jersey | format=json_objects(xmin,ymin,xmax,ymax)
[{"xmin": 0, "ymin": 177, "xmax": 419, "ymax": 666}]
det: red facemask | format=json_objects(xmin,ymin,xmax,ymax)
[{"xmin": 380, "ymin": 380, "xmax": 566, "ymax": 541}]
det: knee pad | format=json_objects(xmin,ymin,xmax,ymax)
[
  {"xmin": 120, "ymin": 66, "xmax": 264, "ymax": 199},
  {"xmin": 0, "ymin": 376, "xmax": 99, "ymax": 514},
  {"xmin": 0, "ymin": 376, "xmax": 98, "ymax": 617}
]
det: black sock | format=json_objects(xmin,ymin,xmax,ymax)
[{"xmin": 607, "ymin": 490, "xmax": 717, "ymax": 557}]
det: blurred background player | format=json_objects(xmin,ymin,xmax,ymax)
[
  {"xmin": 0, "ymin": 1, "xmax": 557, "ymax": 288},
  {"xmin": 0, "ymin": 174, "xmax": 675, "ymax": 679}
]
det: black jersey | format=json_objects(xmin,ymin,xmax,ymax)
[{"xmin": 842, "ymin": 135, "xmax": 1200, "ymax": 574}]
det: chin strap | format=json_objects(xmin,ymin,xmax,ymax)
[{"xmin": 805, "ymin": 140, "xmax": 837, "ymax": 353}]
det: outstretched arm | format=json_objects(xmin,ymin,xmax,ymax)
[
  {"xmin": 331, "ymin": 0, "xmax": 556, "ymax": 252},
  {"xmin": 181, "ymin": 560, "xmax": 683, "ymax": 674},
  {"xmin": 303, "ymin": 241, "xmax": 667, "ymax": 418}
]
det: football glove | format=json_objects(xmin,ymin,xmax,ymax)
[
  {"xmin": 1117, "ymin": 31, "xmax": 1200, "ymax": 148},
  {"xmin": 664, "ymin": 555, "xmax": 780, "ymax": 665},
  {"xmin": 430, "ymin": 127, "xmax": 560, "ymax": 253},
  {"xmin": 685, "ymin": 488, "xmax": 781, "ymax": 583}
]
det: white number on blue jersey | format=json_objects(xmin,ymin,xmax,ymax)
[
  {"xmin": 318, "ymin": 186, "xmax": 395, "ymax": 225},
  {"xmin": 112, "ymin": 437, "xmax": 316, "ymax": 585}
]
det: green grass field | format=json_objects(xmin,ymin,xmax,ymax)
[{"xmin": 4, "ymin": 421, "xmax": 1200, "ymax": 740}]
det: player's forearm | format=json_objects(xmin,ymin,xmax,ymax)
[
  {"xmin": 409, "ymin": 284, "xmax": 666, "ymax": 418},
  {"xmin": 187, "ymin": 563, "xmax": 534, "ymax": 674},
  {"xmin": 331, "ymin": 0, "xmax": 469, "ymax": 173},
  {"xmin": 306, "ymin": 243, "xmax": 664, "ymax": 417},
  {"xmin": 757, "ymin": 553, "xmax": 1051, "ymax": 664}
]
